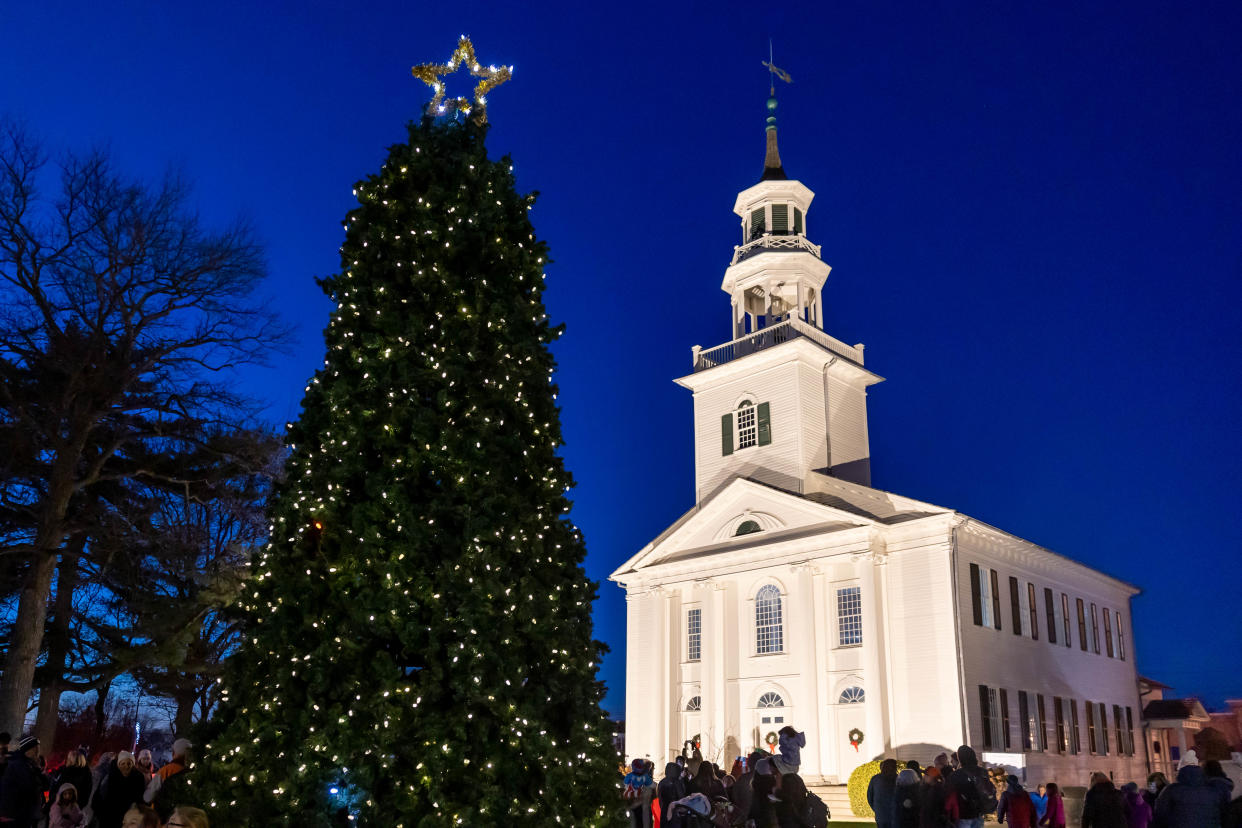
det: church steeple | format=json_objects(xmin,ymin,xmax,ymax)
[{"xmin": 762, "ymin": 94, "xmax": 787, "ymax": 180}]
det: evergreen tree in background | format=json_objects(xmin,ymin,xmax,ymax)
[{"xmin": 197, "ymin": 117, "xmax": 616, "ymax": 826}]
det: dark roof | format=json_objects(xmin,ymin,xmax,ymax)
[{"xmin": 1143, "ymin": 699, "xmax": 1201, "ymax": 720}]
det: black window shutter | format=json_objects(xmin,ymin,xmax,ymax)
[
  {"xmin": 721, "ymin": 413, "xmax": 734, "ymax": 456},
  {"xmin": 1009, "ymin": 577, "xmax": 1022, "ymax": 635},
  {"xmin": 991, "ymin": 570, "xmax": 1002, "ymax": 630},
  {"xmin": 757, "ymin": 402, "xmax": 772, "ymax": 445},
  {"xmin": 793, "ymin": 207, "xmax": 803, "ymax": 234},
  {"xmin": 750, "ymin": 208, "xmax": 765, "ymax": 237},
  {"xmin": 979, "ymin": 685, "xmax": 993, "ymax": 750},
  {"xmin": 1045, "ymin": 588, "xmax": 1057, "ymax": 643},
  {"xmin": 771, "ymin": 204, "xmax": 789, "ymax": 233},
  {"xmin": 970, "ymin": 564, "xmax": 983, "ymax": 626},
  {"xmin": 1000, "ymin": 689, "xmax": 1011, "ymax": 749}
]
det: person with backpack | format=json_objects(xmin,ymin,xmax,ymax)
[
  {"xmin": 997, "ymin": 776, "xmax": 1038, "ymax": 828},
  {"xmin": 946, "ymin": 745, "xmax": 996, "ymax": 828},
  {"xmin": 775, "ymin": 773, "xmax": 829, "ymax": 828},
  {"xmin": 869, "ymin": 759, "xmax": 900, "ymax": 828},
  {"xmin": 895, "ymin": 768, "xmax": 923, "ymax": 828}
]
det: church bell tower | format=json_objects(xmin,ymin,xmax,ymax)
[{"xmin": 676, "ymin": 90, "xmax": 884, "ymax": 503}]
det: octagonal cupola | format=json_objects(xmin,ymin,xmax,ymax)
[{"xmin": 721, "ymin": 93, "xmax": 831, "ymax": 339}]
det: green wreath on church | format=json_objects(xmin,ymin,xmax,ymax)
[
  {"xmin": 765, "ymin": 731, "xmax": 779, "ymax": 751},
  {"xmin": 848, "ymin": 728, "xmax": 864, "ymax": 752}
]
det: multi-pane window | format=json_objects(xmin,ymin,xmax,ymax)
[
  {"xmin": 687, "ymin": 608, "xmax": 702, "ymax": 662},
  {"xmin": 685, "ymin": 696, "xmax": 701, "ymax": 711},
  {"xmin": 971, "ymin": 564, "xmax": 1000, "ymax": 629},
  {"xmin": 837, "ymin": 586, "xmax": 863, "ymax": 646},
  {"xmin": 1044, "ymin": 588, "xmax": 1058, "ymax": 644},
  {"xmin": 1054, "ymin": 696, "xmax": 1067, "ymax": 753},
  {"xmin": 758, "ymin": 691, "xmax": 784, "ymax": 725},
  {"xmin": 1036, "ymin": 695, "xmax": 1048, "ymax": 750},
  {"xmin": 755, "ymin": 585, "xmax": 784, "ymax": 654},
  {"xmin": 1091, "ymin": 604, "xmax": 1101, "ymax": 654},
  {"xmin": 1087, "ymin": 702, "xmax": 1100, "ymax": 754},
  {"xmin": 1028, "ymin": 583, "xmax": 1039, "ymax": 641},
  {"xmin": 1061, "ymin": 593, "xmax": 1072, "ymax": 647},
  {"xmin": 839, "ymin": 686, "xmax": 865, "ymax": 704},
  {"xmin": 1020, "ymin": 691, "xmax": 1045, "ymax": 752},
  {"xmin": 979, "ymin": 685, "xmax": 1000, "ymax": 750},
  {"xmin": 1077, "ymin": 598, "xmax": 1088, "ymax": 650},
  {"xmin": 736, "ymin": 402, "xmax": 758, "ymax": 450},
  {"xmin": 1116, "ymin": 611, "xmax": 1126, "ymax": 660},
  {"xmin": 1103, "ymin": 610, "xmax": 1114, "ymax": 658}
]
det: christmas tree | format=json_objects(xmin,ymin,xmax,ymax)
[{"xmin": 197, "ymin": 48, "xmax": 617, "ymax": 826}]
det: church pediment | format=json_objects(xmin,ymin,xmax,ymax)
[{"xmin": 610, "ymin": 477, "xmax": 880, "ymax": 581}]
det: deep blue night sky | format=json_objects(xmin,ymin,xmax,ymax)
[{"xmin": 3, "ymin": 1, "xmax": 1239, "ymax": 716}]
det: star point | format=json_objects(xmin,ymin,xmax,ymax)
[{"xmin": 412, "ymin": 36, "xmax": 512, "ymax": 125}]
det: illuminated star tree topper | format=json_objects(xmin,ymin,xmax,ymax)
[{"xmin": 411, "ymin": 35, "xmax": 512, "ymax": 124}]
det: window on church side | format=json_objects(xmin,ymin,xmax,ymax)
[
  {"xmin": 1097, "ymin": 702, "xmax": 1110, "ymax": 755},
  {"xmin": 687, "ymin": 607, "xmax": 701, "ymax": 662},
  {"xmin": 1019, "ymin": 691, "xmax": 1031, "ymax": 750},
  {"xmin": 837, "ymin": 586, "xmax": 862, "ymax": 646},
  {"xmin": 1125, "ymin": 706, "xmax": 1136, "ymax": 755},
  {"xmin": 1036, "ymin": 694, "xmax": 1048, "ymax": 750},
  {"xmin": 1070, "ymin": 699, "xmax": 1081, "ymax": 754},
  {"xmin": 736, "ymin": 402, "xmax": 758, "ymax": 449},
  {"xmin": 979, "ymin": 685, "xmax": 1002, "ymax": 750},
  {"xmin": 1062, "ymin": 593, "xmax": 1072, "ymax": 648},
  {"xmin": 1087, "ymin": 701, "xmax": 1098, "ymax": 754},
  {"xmin": 685, "ymin": 695, "xmax": 701, "ymax": 712},
  {"xmin": 1113, "ymin": 704, "xmax": 1125, "ymax": 757},
  {"xmin": 839, "ymin": 686, "xmax": 865, "ymax": 704},
  {"xmin": 1103, "ymin": 609, "xmax": 1114, "ymax": 658},
  {"xmin": 755, "ymin": 585, "xmax": 784, "ymax": 654},
  {"xmin": 970, "ymin": 564, "xmax": 999, "ymax": 629},
  {"xmin": 1116, "ymin": 611, "xmax": 1126, "ymax": 661},
  {"xmin": 1009, "ymin": 576, "xmax": 1022, "ymax": 636}
]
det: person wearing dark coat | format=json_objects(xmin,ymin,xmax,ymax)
[
  {"xmin": 49, "ymin": 751, "xmax": 93, "ymax": 805},
  {"xmin": 1205, "ymin": 761, "xmax": 1237, "ymax": 810},
  {"xmin": 998, "ymin": 775, "xmax": 1038, "ymax": 828},
  {"xmin": 0, "ymin": 736, "xmax": 47, "ymax": 828},
  {"xmin": 1082, "ymin": 773, "xmax": 1127, "ymax": 828},
  {"xmin": 868, "ymin": 759, "xmax": 900, "ymax": 828},
  {"xmin": 918, "ymin": 767, "xmax": 949, "ymax": 828},
  {"xmin": 947, "ymin": 746, "xmax": 996, "ymax": 827},
  {"xmin": 92, "ymin": 752, "xmax": 147, "ymax": 828},
  {"xmin": 894, "ymin": 769, "xmax": 922, "ymax": 828},
  {"xmin": 1153, "ymin": 763, "xmax": 1225, "ymax": 828}
]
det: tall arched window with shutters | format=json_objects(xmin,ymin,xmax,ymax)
[
  {"xmin": 755, "ymin": 584, "xmax": 784, "ymax": 654},
  {"xmin": 722, "ymin": 401, "xmax": 772, "ymax": 456}
]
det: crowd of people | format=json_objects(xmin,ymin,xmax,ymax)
[
  {"xmin": 621, "ymin": 725, "xmax": 830, "ymax": 827},
  {"xmin": 865, "ymin": 744, "xmax": 1242, "ymax": 828},
  {"xmin": 621, "ymin": 731, "xmax": 1242, "ymax": 828},
  {"xmin": 0, "ymin": 731, "xmax": 205, "ymax": 828}
]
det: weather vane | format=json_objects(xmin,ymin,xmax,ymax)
[
  {"xmin": 762, "ymin": 39, "xmax": 792, "ymax": 95},
  {"xmin": 411, "ymin": 36, "xmax": 512, "ymax": 125}
]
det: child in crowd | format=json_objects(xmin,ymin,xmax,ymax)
[{"xmin": 772, "ymin": 725, "xmax": 806, "ymax": 775}]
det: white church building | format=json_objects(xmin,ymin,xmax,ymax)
[{"xmin": 609, "ymin": 95, "xmax": 1147, "ymax": 787}]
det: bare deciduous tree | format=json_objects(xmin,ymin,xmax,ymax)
[{"xmin": 0, "ymin": 118, "xmax": 287, "ymax": 736}]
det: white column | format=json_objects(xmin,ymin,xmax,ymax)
[
  {"xmin": 708, "ymin": 582, "xmax": 728, "ymax": 763},
  {"xmin": 860, "ymin": 557, "xmax": 887, "ymax": 757},
  {"xmin": 814, "ymin": 290, "xmax": 823, "ymax": 330},
  {"xmin": 807, "ymin": 566, "xmax": 830, "ymax": 781}
]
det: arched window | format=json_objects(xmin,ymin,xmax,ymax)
[
  {"xmin": 736, "ymin": 519, "xmax": 762, "ymax": 536},
  {"xmin": 758, "ymin": 692, "xmax": 785, "ymax": 708},
  {"xmin": 736, "ymin": 400, "xmax": 759, "ymax": 449},
  {"xmin": 838, "ymin": 686, "xmax": 865, "ymax": 704},
  {"xmin": 685, "ymin": 696, "xmax": 701, "ymax": 712},
  {"xmin": 755, "ymin": 584, "xmax": 784, "ymax": 654}
]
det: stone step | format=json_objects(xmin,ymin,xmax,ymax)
[{"xmin": 806, "ymin": 784, "xmax": 871, "ymax": 822}]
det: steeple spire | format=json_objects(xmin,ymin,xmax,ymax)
[{"xmin": 761, "ymin": 43, "xmax": 791, "ymax": 181}]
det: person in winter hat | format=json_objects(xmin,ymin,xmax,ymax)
[
  {"xmin": 48, "ymin": 783, "xmax": 87, "ymax": 828},
  {"xmin": 947, "ymin": 746, "xmax": 996, "ymax": 828},
  {"xmin": 94, "ymin": 751, "xmax": 147, "ymax": 828},
  {"xmin": 894, "ymin": 768, "xmax": 922, "ymax": 828},
  {"xmin": 0, "ymin": 735, "xmax": 46, "ymax": 828},
  {"xmin": 623, "ymin": 758, "xmax": 654, "ymax": 828},
  {"xmin": 1177, "ymin": 749, "xmax": 1200, "ymax": 770},
  {"xmin": 1153, "ymin": 762, "xmax": 1225, "ymax": 828},
  {"xmin": 997, "ymin": 775, "xmax": 1037, "ymax": 828},
  {"xmin": 772, "ymin": 726, "xmax": 806, "ymax": 775},
  {"xmin": 143, "ymin": 737, "xmax": 191, "ymax": 821}
]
